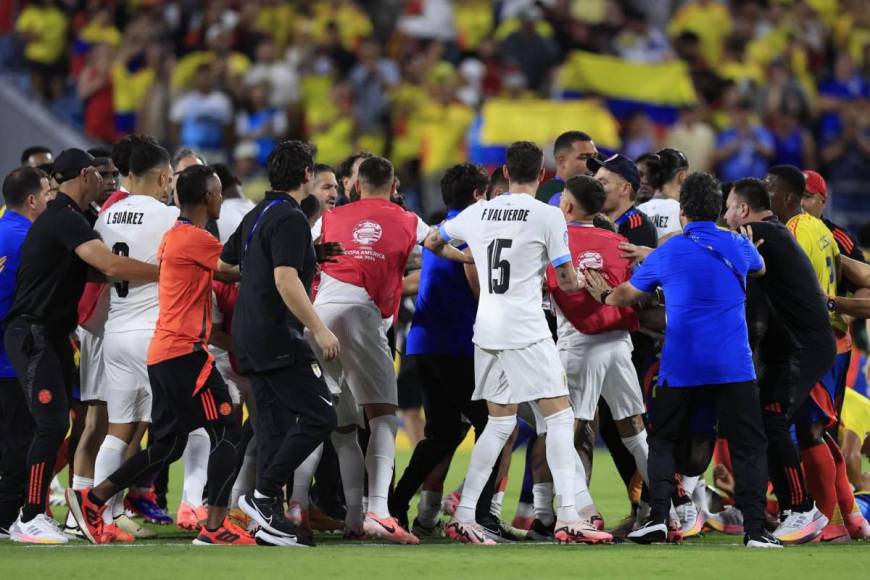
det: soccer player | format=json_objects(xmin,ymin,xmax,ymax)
[
  {"xmin": 723, "ymin": 178, "xmax": 834, "ymax": 543},
  {"xmin": 767, "ymin": 164, "xmax": 868, "ymax": 541},
  {"xmin": 337, "ymin": 151, "xmax": 373, "ymax": 203},
  {"xmin": 67, "ymin": 164, "xmax": 253, "ymax": 546},
  {"xmin": 91, "ymin": 141, "xmax": 180, "ymax": 537},
  {"xmin": 637, "ymin": 148, "xmax": 688, "ymax": 240},
  {"xmin": 535, "ymin": 131, "xmax": 598, "ymax": 205},
  {"xmin": 585, "ymin": 172, "xmax": 776, "ymax": 548},
  {"xmin": 221, "ymin": 141, "xmax": 338, "ymax": 547},
  {"xmin": 800, "ymin": 170, "xmax": 865, "ymax": 267},
  {"xmin": 425, "ymin": 141, "xmax": 611, "ymax": 545},
  {"xmin": 311, "ymin": 156, "xmax": 455, "ymax": 544},
  {"xmin": 20, "ymin": 145, "xmax": 53, "ymax": 170},
  {"xmin": 0, "ymin": 167, "xmax": 51, "ymax": 540},
  {"xmin": 213, "ymin": 163, "xmax": 255, "ymax": 244},
  {"xmin": 487, "ymin": 165, "xmax": 509, "ymax": 200},
  {"xmin": 546, "ymin": 175, "xmax": 650, "ymax": 517},
  {"xmin": 4, "ymin": 149, "xmax": 157, "ymax": 544}
]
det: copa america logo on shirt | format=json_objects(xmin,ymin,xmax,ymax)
[
  {"xmin": 352, "ymin": 220, "xmax": 383, "ymax": 245},
  {"xmin": 577, "ymin": 251, "xmax": 603, "ymax": 270}
]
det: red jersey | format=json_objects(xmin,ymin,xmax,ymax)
[
  {"xmin": 546, "ymin": 223, "xmax": 639, "ymax": 335},
  {"xmin": 320, "ymin": 198, "xmax": 426, "ymax": 319},
  {"xmin": 212, "ymin": 280, "xmax": 240, "ymax": 373}
]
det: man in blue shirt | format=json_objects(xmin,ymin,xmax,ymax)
[
  {"xmin": 583, "ymin": 172, "xmax": 778, "ymax": 548},
  {"xmin": 390, "ymin": 163, "xmax": 507, "ymax": 540},
  {"xmin": 0, "ymin": 166, "xmax": 52, "ymax": 535}
]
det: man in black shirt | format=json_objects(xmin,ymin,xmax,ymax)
[
  {"xmin": 724, "ymin": 178, "xmax": 834, "ymax": 543},
  {"xmin": 220, "ymin": 140, "xmax": 338, "ymax": 547},
  {"xmin": 3, "ymin": 149, "xmax": 158, "ymax": 543}
]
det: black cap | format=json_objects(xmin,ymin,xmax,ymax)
[
  {"xmin": 587, "ymin": 153, "xmax": 640, "ymax": 193},
  {"xmin": 53, "ymin": 148, "xmax": 97, "ymax": 183}
]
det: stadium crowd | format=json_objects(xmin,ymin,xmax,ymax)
[{"xmin": 0, "ymin": 0, "xmax": 870, "ymax": 554}]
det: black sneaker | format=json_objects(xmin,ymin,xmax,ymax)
[
  {"xmin": 610, "ymin": 513, "xmax": 636, "ymax": 539},
  {"xmin": 526, "ymin": 518, "xmax": 555, "ymax": 542},
  {"xmin": 392, "ymin": 509, "xmax": 409, "ymax": 532},
  {"xmin": 627, "ymin": 520, "xmax": 668, "ymax": 544},
  {"xmin": 744, "ymin": 530, "xmax": 784, "ymax": 549},
  {"xmin": 239, "ymin": 494, "xmax": 314, "ymax": 546},
  {"xmin": 411, "ymin": 517, "xmax": 444, "ymax": 538},
  {"xmin": 479, "ymin": 514, "xmax": 521, "ymax": 543}
]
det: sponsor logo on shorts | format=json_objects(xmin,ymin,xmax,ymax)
[
  {"xmin": 37, "ymin": 389, "xmax": 52, "ymax": 404},
  {"xmin": 311, "ymin": 362, "xmax": 322, "ymax": 378},
  {"xmin": 219, "ymin": 402, "xmax": 232, "ymax": 416},
  {"xmin": 352, "ymin": 220, "xmax": 382, "ymax": 245}
]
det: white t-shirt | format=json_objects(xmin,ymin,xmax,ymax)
[
  {"xmin": 95, "ymin": 195, "xmax": 179, "ymax": 334},
  {"xmin": 441, "ymin": 193, "xmax": 571, "ymax": 350},
  {"xmin": 638, "ymin": 198, "xmax": 682, "ymax": 239},
  {"xmin": 217, "ymin": 197, "xmax": 255, "ymax": 244}
]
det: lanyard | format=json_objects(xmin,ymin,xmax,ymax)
[
  {"xmin": 684, "ymin": 233, "xmax": 746, "ymax": 294},
  {"xmin": 177, "ymin": 217, "xmax": 193, "ymax": 225},
  {"xmin": 241, "ymin": 199, "xmax": 288, "ymax": 270}
]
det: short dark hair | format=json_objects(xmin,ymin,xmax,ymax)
[
  {"xmin": 680, "ymin": 172, "xmax": 722, "ymax": 222},
  {"xmin": 487, "ymin": 165, "xmax": 508, "ymax": 198},
  {"xmin": 768, "ymin": 164, "xmax": 806, "ymax": 196},
  {"xmin": 441, "ymin": 163, "xmax": 488, "ymax": 210},
  {"xmin": 506, "ymin": 141, "xmax": 543, "ymax": 184},
  {"xmin": 212, "ymin": 163, "xmax": 240, "ymax": 190},
  {"xmin": 3, "ymin": 166, "xmax": 47, "ymax": 208},
  {"xmin": 314, "ymin": 163, "xmax": 335, "ymax": 175},
  {"xmin": 20, "ymin": 145, "xmax": 51, "ymax": 164},
  {"xmin": 112, "ymin": 134, "xmax": 159, "ymax": 177},
  {"xmin": 176, "ymin": 165, "xmax": 217, "ymax": 207},
  {"xmin": 592, "ymin": 214, "xmax": 616, "ymax": 232},
  {"xmin": 730, "ymin": 178, "xmax": 770, "ymax": 212},
  {"xmin": 337, "ymin": 151, "xmax": 373, "ymax": 180},
  {"xmin": 267, "ymin": 140, "xmax": 315, "ymax": 191},
  {"xmin": 128, "ymin": 142, "xmax": 171, "ymax": 176},
  {"xmin": 564, "ymin": 175, "xmax": 606, "ymax": 215},
  {"xmin": 357, "ymin": 156, "xmax": 394, "ymax": 192},
  {"xmin": 644, "ymin": 148, "xmax": 689, "ymax": 190},
  {"xmin": 553, "ymin": 131, "xmax": 592, "ymax": 155},
  {"xmin": 87, "ymin": 147, "xmax": 112, "ymax": 159}
]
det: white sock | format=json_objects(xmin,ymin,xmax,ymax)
[
  {"xmin": 455, "ymin": 415, "xmax": 516, "ymax": 524},
  {"xmin": 231, "ymin": 436, "xmax": 257, "ymax": 509},
  {"xmin": 533, "ymin": 482, "xmax": 555, "ymax": 526},
  {"xmin": 544, "ymin": 409, "xmax": 578, "ymax": 523},
  {"xmin": 416, "ymin": 490, "xmax": 442, "ymax": 527},
  {"xmin": 681, "ymin": 475, "xmax": 700, "ymax": 496},
  {"xmin": 572, "ymin": 449, "xmax": 594, "ymax": 511},
  {"xmin": 490, "ymin": 490, "xmax": 505, "ymax": 518},
  {"xmin": 621, "ymin": 430, "xmax": 649, "ymax": 485},
  {"xmin": 290, "ymin": 444, "xmax": 323, "ymax": 509},
  {"xmin": 72, "ymin": 475, "xmax": 93, "ymax": 490},
  {"xmin": 94, "ymin": 435, "xmax": 127, "ymax": 524},
  {"xmin": 331, "ymin": 430, "xmax": 365, "ymax": 527},
  {"xmin": 182, "ymin": 428, "xmax": 210, "ymax": 507},
  {"xmin": 366, "ymin": 414, "xmax": 399, "ymax": 518}
]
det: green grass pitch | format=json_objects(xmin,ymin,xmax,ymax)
[{"xmin": 3, "ymin": 450, "xmax": 869, "ymax": 579}]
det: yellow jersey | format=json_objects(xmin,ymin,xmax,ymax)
[
  {"xmin": 787, "ymin": 213, "xmax": 846, "ymax": 334},
  {"xmin": 841, "ymin": 387, "xmax": 870, "ymax": 442}
]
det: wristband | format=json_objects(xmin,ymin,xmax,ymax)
[{"xmin": 826, "ymin": 297, "xmax": 837, "ymax": 313}]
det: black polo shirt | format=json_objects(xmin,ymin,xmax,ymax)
[
  {"xmin": 221, "ymin": 191, "xmax": 318, "ymax": 374},
  {"xmin": 616, "ymin": 207, "xmax": 658, "ymax": 249},
  {"xmin": 749, "ymin": 217, "xmax": 835, "ymax": 357},
  {"xmin": 5, "ymin": 192, "xmax": 100, "ymax": 333},
  {"xmin": 824, "ymin": 217, "xmax": 864, "ymax": 295}
]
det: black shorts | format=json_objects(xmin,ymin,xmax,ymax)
[{"xmin": 147, "ymin": 350, "xmax": 234, "ymax": 440}]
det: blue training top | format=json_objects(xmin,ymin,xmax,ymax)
[{"xmin": 0, "ymin": 209, "xmax": 32, "ymax": 377}]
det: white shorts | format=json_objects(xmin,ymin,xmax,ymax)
[
  {"xmin": 473, "ymin": 339, "xmax": 568, "ymax": 405},
  {"xmin": 335, "ymin": 384, "xmax": 365, "ymax": 428},
  {"xmin": 77, "ymin": 326, "xmax": 105, "ymax": 402},
  {"xmin": 558, "ymin": 331, "xmax": 644, "ymax": 422},
  {"xmin": 310, "ymin": 301, "xmax": 397, "ymax": 407},
  {"xmin": 102, "ymin": 330, "xmax": 153, "ymax": 423}
]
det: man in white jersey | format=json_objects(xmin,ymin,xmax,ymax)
[
  {"xmin": 92, "ymin": 142, "xmax": 179, "ymax": 534},
  {"xmin": 214, "ymin": 163, "xmax": 255, "ymax": 244},
  {"xmin": 425, "ymin": 141, "xmax": 613, "ymax": 545},
  {"xmin": 637, "ymin": 148, "xmax": 687, "ymax": 240}
]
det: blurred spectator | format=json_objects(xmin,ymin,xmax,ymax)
[
  {"xmin": 770, "ymin": 109, "xmax": 817, "ymax": 170},
  {"xmin": 668, "ymin": 0, "xmax": 733, "ymax": 66},
  {"xmin": 112, "ymin": 42, "xmax": 159, "ymax": 138},
  {"xmin": 233, "ymin": 142, "xmax": 271, "ymax": 202},
  {"xmin": 756, "ymin": 59, "xmax": 812, "ymax": 123},
  {"xmin": 622, "ymin": 111, "xmax": 658, "ymax": 161},
  {"xmin": 245, "ymin": 37, "xmax": 300, "ymax": 110},
  {"xmin": 614, "ymin": 6, "xmax": 673, "ymax": 63},
  {"xmin": 397, "ymin": 0, "xmax": 456, "ymax": 43},
  {"xmin": 454, "ymin": 0, "xmax": 494, "ymax": 53},
  {"xmin": 665, "ymin": 105, "xmax": 715, "ymax": 174},
  {"xmin": 713, "ymin": 99, "xmax": 775, "ymax": 182},
  {"xmin": 170, "ymin": 64, "xmax": 234, "ymax": 161},
  {"xmin": 236, "ymin": 81, "xmax": 289, "ymax": 167},
  {"xmin": 349, "ymin": 40, "xmax": 400, "ymax": 134},
  {"xmin": 137, "ymin": 46, "xmax": 174, "ymax": 143},
  {"xmin": 818, "ymin": 52, "xmax": 869, "ymax": 143},
  {"xmin": 500, "ymin": 10, "xmax": 559, "ymax": 92},
  {"xmin": 77, "ymin": 43, "xmax": 115, "ymax": 143},
  {"xmin": 15, "ymin": 0, "xmax": 69, "ymax": 100},
  {"xmin": 310, "ymin": 0, "xmax": 373, "ymax": 51},
  {"xmin": 171, "ymin": 25, "xmax": 251, "ymax": 96}
]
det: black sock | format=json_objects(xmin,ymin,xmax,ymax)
[{"xmin": 88, "ymin": 490, "xmax": 106, "ymax": 507}]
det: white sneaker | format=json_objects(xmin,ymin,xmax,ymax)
[
  {"xmin": 0, "ymin": 527, "xmax": 10, "ymax": 540},
  {"xmin": 772, "ymin": 505, "xmax": 828, "ymax": 544},
  {"xmin": 10, "ymin": 513, "xmax": 69, "ymax": 544},
  {"xmin": 707, "ymin": 506, "xmax": 744, "ymax": 535},
  {"xmin": 675, "ymin": 502, "xmax": 705, "ymax": 537},
  {"xmin": 692, "ymin": 479, "xmax": 710, "ymax": 514},
  {"xmin": 115, "ymin": 514, "xmax": 157, "ymax": 539}
]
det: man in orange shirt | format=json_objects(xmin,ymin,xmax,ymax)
[{"xmin": 66, "ymin": 165, "xmax": 254, "ymax": 546}]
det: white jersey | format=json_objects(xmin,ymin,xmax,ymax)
[
  {"xmin": 638, "ymin": 197, "xmax": 681, "ymax": 239},
  {"xmin": 441, "ymin": 193, "xmax": 570, "ymax": 350},
  {"xmin": 217, "ymin": 197, "xmax": 255, "ymax": 244},
  {"xmin": 95, "ymin": 195, "xmax": 179, "ymax": 334}
]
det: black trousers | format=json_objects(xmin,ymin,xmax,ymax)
[
  {"xmin": 4, "ymin": 319, "xmax": 75, "ymax": 521},
  {"xmin": 0, "ymin": 377, "xmax": 34, "ymax": 529},
  {"xmin": 390, "ymin": 355, "xmax": 499, "ymax": 521},
  {"xmin": 250, "ymin": 357, "xmax": 337, "ymax": 500},
  {"xmin": 647, "ymin": 380, "xmax": 768, "ymax": 535}
]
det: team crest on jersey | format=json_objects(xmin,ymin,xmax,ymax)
[
  {"xmin": 576, "ymin": 251, "xmax": 603, "ymax": 270},
  {"xmin": 311, "ymin": 362, "xmax": 322, "ymax": 378},
  {"xmin": 352, "ymin": 220, "xmax": 383, "ymax": 245},
  {"xmin": 219, "ymin": 402, "xmax": 232, "ymax": 416},
  {"xmin": 37, "ymin": 389, "xmax": 52, "ymax": 404}
]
